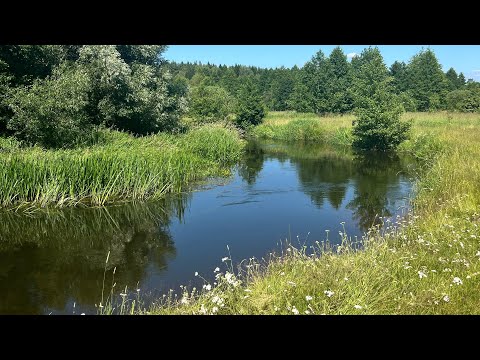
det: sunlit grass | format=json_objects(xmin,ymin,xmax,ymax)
[{"xmin": 0, "ymin": 124, "xmax": 244, "ymax": 210}]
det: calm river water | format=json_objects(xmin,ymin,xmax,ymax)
[{"xmin": 0, "ymin": 140, "xmax": 417, "ymax": 314}]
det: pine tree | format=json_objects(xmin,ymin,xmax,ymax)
[
  {"xmin": 235, "ymin": 78, "xmax": 266, "ymax": 129},
  {"xmin": 446, "ymin": 67, "xmax": 459, "ymax": 91},
  {"xmin": 327, "ymin": 47, "xmax": 353, "ymax": 113},
  {"xmin": 352, "ymin": 47, "xmax": 411, "ymax": 151},
  {"xmin": 405, "ymin": 48, "xmax": 448, "ymax": 111}
]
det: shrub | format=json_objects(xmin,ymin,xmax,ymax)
[
  {"xmin": 188, "ymin": 85, "xmax": 237, "ymax": 124},
  {"xmin": 7, "ymin": 66, "xmax": 93, "ymax": 148},
  {"xmin": 446, "ymin": 90, "xmax": 480, "ymax": 112}
]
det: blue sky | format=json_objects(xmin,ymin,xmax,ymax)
[{"xmin": 164, "ymin": 45, "xmax": 480, "ymax": 81}]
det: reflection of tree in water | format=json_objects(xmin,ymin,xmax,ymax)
[
  {"xmin": 0, "ymin": 195, "xmax": 188, "ymax": 314},
  {"xmin": 294, "ymin": 154, "xmax": 352, "ymax": 209},
  {"xmin": 346, "ymin": 153, "xmax": 405, "ymax": 230},
  {"xmin": 238, "ymin": 140, "xmax": 265, "ymax": 185},
  {"xmin": 254, "ymin": 140, "xmax": 414, "ymax": 232}
]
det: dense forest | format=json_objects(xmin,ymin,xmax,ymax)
[
  {"xmin": 1, "ymin": 45, "xmax": 479, "ymax": 149},
  {"xmin": 167, "ymin": 47, "xmax": 480, "ymax": 114}
]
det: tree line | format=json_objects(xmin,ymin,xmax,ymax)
[
  {"xmin": 1, "ymin": 45, "xmax": 479, "ymax": 150},
  {"xmin": 168, "ymin": 47, "xmax": 480, "ymax": 116}
]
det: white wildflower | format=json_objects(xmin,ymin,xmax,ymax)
[
  {"xmin": 244, "ymin": 289, "xmax": 252, "ymax": 293},
  {"xmin": 418, "ymin": 271, "xmax": 427, "ymax": 279},
  {"xmin": 324, "ymin": 290, "xmax": 334, "ymax": 297},
  {"xmin": 243, "ymin": 295, "xmax": 250, "ymax": 299},
  {"xmin": 203, "ymin": 284, "xmax": 212, "ymax": 291},
  {"xmin": 81, "ymin": 313, "xmax": 85, "ymax": 315},
  {"xmin": 194, "ymin": 272, "xmax": 199, "ymax": 277},
  {"xmin": 180, "ymin": 297, "xmax": 189, "ymax": 305},
  {"xmin": 292, "ymin": 307, "xmax": 299, "ymax": 315},
  {"xmin": 214, "ymin": 267, "xmax": 220, "ymax": 273},
  {"xmin": 443, "ymin": 295, "xmax": 450, "ymax": 302},
  {"xmin": 199, "ymin": 304, "xmax": 207, "ymax": 314},
  {"xmin": 221, "ymin": 257, "xmax": 229, "ymax": 262},
  {"xmin": 274, "ymin": 306, "xmax": 279, "ymax": 311},
  {"xmin": 212, "ymin": 306, "xmax": 218, "ymax": 314},
  {"xmin": 280, "ymin": 272, "xmax": 285, "ymax": 276},
  {"xmin": 476, "ymin": 251, "xmax": 480, "ymax": 257},
  {"xmin": 306, "ymin": 295, "xmax": 313, "ymax": 301},
  {"xmin": 305, "ymin": 310, "xmax": 311, "ymax": 315},
  {"xmin": 453, "ymin": 277, "xmax": 463, "ymax": 285},
  {"xmin": 344, "ymin": 277, "xmax": 349, "ymax": 281},
  {"xmin": 287, "ymin": 281, "xmax": 296, "ymax": 287},
  {"xmin": 354, "ymin": 305, "xmax": 363, "ymax": 310}
]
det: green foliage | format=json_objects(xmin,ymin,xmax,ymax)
[
  {"xmin": 405, "ymin": 49, "xmax": 448, "ymax": 111},
  {"xmin": 327, "ymin": 47, "xmax": 354, "ymax": 113},
  {"xmin": 7, "ymin": 66, "xmax": 92, "ymax": 148},
  {"xmin": 77, "ymin": 45, "xmax": 187, "ymax": 135},
  {"xmin": 352, "ymin": 47, "xmax": 411, "ymax": 151},
  {"xmin": 446, "ymin": 89, "xmax": 480, "ymax": 112},
  {"xmin": 398, "ymin": 131, "xmax": 445, "ymax": 162},
  {"xmin": 398, "ymin": 91, "xmax": 417, "ymax": 111},
  {"xmin": 0, "ymin": 45, "xmax": 187, "ymax": 147},
  {"xmin": 188, "ymin": 85, "xmax": 236, "ymax": 124},
  {"xmin": 389, "ymin": 61, "xmax": 408, "ymax": 93},
  {"xmin": 287, "ymin": 81, "xmax": 315, "ymax": 113},
  {"xmin": 235, "ymin": 79, "xmax": 266, "ymax": 129}
]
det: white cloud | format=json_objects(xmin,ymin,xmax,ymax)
[{"xmin": 347, "ymin": 52, "xmax": 359, "ymax": 59}]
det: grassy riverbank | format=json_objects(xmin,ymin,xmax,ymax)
[
  {"xmin": 131, "ymin": 111, "xmax": 480, "ymax": 315},
  {"xmin": 0, "ymin": 124, "xmax": 244, "ymax": 210}
]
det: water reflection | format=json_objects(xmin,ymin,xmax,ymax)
[
  {"xmin": 0, "ymin": 197, "xmax": 188, "ymax": 314},
  {"xmin": 247, "ymin": 140, "xmax": 415, "ymax": 232}
]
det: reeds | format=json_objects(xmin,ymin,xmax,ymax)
[{"xmin": 0, "ymin": 124, "xmax": 244, "ymax": 210}]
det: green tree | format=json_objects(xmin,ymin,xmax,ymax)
[
  {"xmin": 457, "ymin": 72, "xmax": 466, "ymax": 88},
  {"xmin": 389, "ymin": 61, "xmax": 408, "ymax": 93},
  {"xmin": 287, "ymin": 81, "xmax": 315, "ymax": 112},
  {"xmin": 235, "ymin": 78, "xmax": 265, "ymax": 129},
  {"xmin": 446, "ymin": 67, "xmax": 459, "ymax": 91},
  {"xmin": 8, "ymin": 65, "xmax": 92, "ymax": 148},
  {"xmin": 77, "ymin": 45, "xmax": 187, "ymax": 135},
  {"xmin": 352, "ymin": 47, "xmax": 411, "ymax": 151},
  {"xmin": 446, "ymin": 89, "xmax": 480, "ymax": 112},
  {"xmin": 405, "ymin": 48, "xmax": 448, "ymax": 111},
  {"xmin": 188, "ymin": 85, "xmax": 237, "ymax": 124},
  {"xmin": 304, "ymin": 50, "xmax": 332, "ymax": 113},
  {"xmin": 327, "ymin": 47, "xmax": 353, "ymax": 113}
]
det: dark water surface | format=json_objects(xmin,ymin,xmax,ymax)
[{"xmin": 0, "ymin": 140, "xmax": 417, "ymax": 314}]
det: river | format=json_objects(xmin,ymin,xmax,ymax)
[{"xmin": 0, "ymin": 140, "xmax": 417, "ymax": 314}]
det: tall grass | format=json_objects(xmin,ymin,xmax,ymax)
[
  {"xmin": 252, "ymin": 111, "xmax": 354, "ymax": 146},
  {"xmin": 0, "ymin": 124, "xmax": 244, "ymax": 210},
  {"xmin": 107, "ymin": 111, "xmax": 480, "ymax": 315}
]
